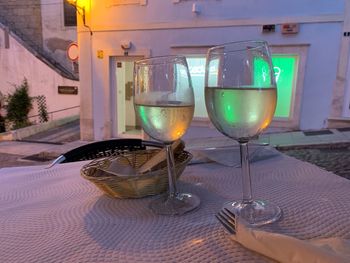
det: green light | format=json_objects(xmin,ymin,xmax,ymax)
[
  {"xmin": 253, "ymin": 58, "xmax": 272, "ymax": 87},
  {"xmin": 254, "ymin": 55, "xmax": 297, "ymax": 118},
  {"xmin": 138, "ymin": 105, "xmax": 147, "ymax": 123},
  {"xmin": 186, "ymin": 54, "xmax": 297, "ymax": 119},
  {"xmin": 222, "ymin": 93, "xmax": 236, "ymax": 123},
  {"xmin": 272, "ymin": 55, "xmax": 296, "ymax": 118},
  {"xmin": 138, "ymin": 104, "xmax": 162, "ymax": 129}
]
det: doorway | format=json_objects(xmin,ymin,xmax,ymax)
[{"xmin": 112, "ymin": 56, "xmax": 143, "ymax": 138}]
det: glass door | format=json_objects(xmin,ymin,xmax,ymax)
[{"xmin": 114, "ymin": 57, "xmax": 143, "ymax": 138}]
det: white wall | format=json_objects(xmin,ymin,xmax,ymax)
[
  {"xmin": 91, "ymin": 0, "xmax": 343, "ymax": 26},
  {"xmin": 0, "ymin": 27, "xmax": 80, "ymax": 123},
  {"xmin": 79, "ymin": 0, "xmax": 346, "ymax": 139}
]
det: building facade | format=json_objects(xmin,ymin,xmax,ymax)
[
  {"xmin": 41, "ymin": 0, "xmax": 78, "ymax": 72},
  {"xmin": 76, "ymin": 0, "xmax": 350, "ymax": 141},
  {"xmin": 0, "ymin": 0, "xmax": 79, "ymax": 124},
  {"xmin": 0, "ymin": 0, "xmax": 43, "ymax": 48},
  {"xmin": 0, "ymin": 0, "xmax": 78, "ymax": 72}
]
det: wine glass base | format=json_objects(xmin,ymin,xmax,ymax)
[
  {"xmin": 223, "ymin": 199, "xmax": 282, "ymax": 227},
  {"xmin": 149, "ymin": 193, "xmax": 200, "ymax": 216}
]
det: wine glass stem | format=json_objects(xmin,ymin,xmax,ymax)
[
  {"xmin": 239, "ymin": 142, "xmax": 253, "ymax": 204},
  {"xmin": 166, "ymin": 144, "xmax": 178, "ymax": 198}
]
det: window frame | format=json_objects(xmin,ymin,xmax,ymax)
[
  {"xmin": 63, "ymin": 1, "xmax": 77, "ymax": 27},
  {"xmin": 171, "ymin": 44, "xmax": 307, "ymax": 129}
]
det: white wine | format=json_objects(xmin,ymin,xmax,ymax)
[
  {"xmin": 135, "ymin": 102, "xmax": 194, "ymax": 143},
  {"xmin": 205, "ymin": 86, "xmax": 276, "ymax": 141}
]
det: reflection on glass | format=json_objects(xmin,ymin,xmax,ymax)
[
  {"xmin": 205, "ymin": 40, "xmax": 282, "ymax": 226},
  {"xmin": 134, "ymin": 55, "xmax": 200, "ymax": 215}
]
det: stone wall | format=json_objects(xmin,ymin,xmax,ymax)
[{"xmin": 0, "ymin": 0, "xmax": 43, "ymax": 48}]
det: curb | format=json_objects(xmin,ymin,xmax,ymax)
[
  {"xmin": 275, "ymin": 142, "xmax": 350, "ymax": 151},
  {"xmin": 0, "ymin": 115, "xmax": 79, "ymax": 141}
]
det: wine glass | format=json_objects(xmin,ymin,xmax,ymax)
[
  {"xmin": 205, "ymin": 40, "xmax": 282, "ymax": 226},
  {"xmin": 133, "ymin": 55, "xmax": 200, "ymax": 215}
]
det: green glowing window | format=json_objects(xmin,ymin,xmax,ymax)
[
  {"xmin": 186, "ymin": 54, "xmax": 298, "ymax": 119},
  {"xmin": 271, "ymin": 55, "xmax": 297, "ymax": 118}
]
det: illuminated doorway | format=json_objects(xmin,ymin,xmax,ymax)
[
  {"xmin": 112, "ymin": 57, "xmax": 143, "ymax": 138},
  {"xmin": 185, "ymin": 55, "xmax": 298, "ymax": 119}
]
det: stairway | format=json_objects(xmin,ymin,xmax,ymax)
[
  {"xmin": 22, "ymin": 119, "xmax": 80, "ymax": 144},
  {"xmin": 0, "ymin": 18, "xmax": 78, "ymax": 81}
]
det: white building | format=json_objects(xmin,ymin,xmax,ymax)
[
  {"xmin": 75, "ymin": 0, "xmax": 350, "ymax": 141},
  {"xmin": 0, "ymin": 0, "xmax": 79, "ymax": 124}
]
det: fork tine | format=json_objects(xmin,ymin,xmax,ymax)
[
  {"xmin": 219, "ymin": 209, "xmax": 236, "ymax": 228},
  {"xmin": 223, "ymin": 208, "xmax": 236, "ymax": 222},
  {"xmin": 215, "ymin": 213, "xmax": 236, "ymax": 234}
]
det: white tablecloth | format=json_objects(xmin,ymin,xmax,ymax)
[{"xmin": 0, "ymin": 154, "xmax": 350, "ymax": 262}]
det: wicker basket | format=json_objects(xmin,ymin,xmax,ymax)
[{"xmin": 81, "ymin": 149, "xmax": 192, "ymax": 198}]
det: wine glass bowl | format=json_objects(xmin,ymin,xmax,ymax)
[
  {"xmin": 134, "ymin": 55, "xmax": 200, "ymax": 215},
  {"xmin": 205, "ymin": 40, "xmax": 281, "ymax": 226}
]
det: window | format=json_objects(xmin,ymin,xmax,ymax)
[
  {"xmin": 186, "ymin": 54, "xmax": 298, "ymax": 119},
  {"xmin": 186, "ymin": 56, "xmax": 208, "ymax": 118},
  {"xmin": 271, "ymin": 55, "xmax": 298, "ymax": 118},
  {"xmin": 64, "ymin": 2, "xmax": 77, "ymax": 27}
]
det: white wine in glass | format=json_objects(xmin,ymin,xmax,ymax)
[
  {"xmin": 134, "ymin": 55, "xmax": 200, "ymax": 215},
  {"xmin": 205, "ymin": 86, "xmax": 277, "ymax": 139},
  {"xmin": 134, "ymin": 103, "xmax": 194, "ymax": 143},
  {"xmin": 205, "ymin": 40, "xmax": 282, "ymax": 226}
]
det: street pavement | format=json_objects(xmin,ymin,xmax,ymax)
[
  {"xmin": 279, "ymin": 145, "xmax": 350, "ymax": 180},
  {"xmin": 1, "ymin": 122, "xmax": 350, "ymax": 180}
]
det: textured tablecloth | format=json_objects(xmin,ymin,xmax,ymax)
[{"xmin": 0, "ymin": 154, "xmax": 350, "ymax": 263}]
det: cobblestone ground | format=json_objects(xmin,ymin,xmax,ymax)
[{"xmin": 278, "ymin": 146, "xmax": 350, "ymax": 180}]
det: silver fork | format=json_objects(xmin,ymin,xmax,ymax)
[{"xmin": 215, "ymin": 208, "xmax": 237, "ymax": 234}]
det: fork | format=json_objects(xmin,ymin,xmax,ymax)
[
  {"xmin": 215, "ymin": 208, "xmax": 236, "ymax": 234},
  {"xmin": 215, "ymin": 208, "xmax": 347, "ymax": 262}
]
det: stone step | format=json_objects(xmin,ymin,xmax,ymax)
[{"xmin": 22, "ymin": 119, "xmax": 80, "ymax": 143}]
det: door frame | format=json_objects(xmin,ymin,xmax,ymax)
[
  {"xmin": 103, "ymin": 48, "xmax": 150, "ymax": 139},
  {"xmin": 112, "ymin": 56, "xmax": 144, "ymax": 138},
  {"xmin": 342, "ymin": 48, "xmax": 350, "ymax": 117}
]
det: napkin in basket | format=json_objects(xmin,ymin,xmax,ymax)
[{"xmin": 230, "ymin": 220, "xmax": 350, "ymax": 263}]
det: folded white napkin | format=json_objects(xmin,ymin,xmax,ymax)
[
  {"xmin": 190, "ymin": 145, "xmax": 281, "ymax": 167},
  {"xmin": 97, "ymin": 156, "xmax": 137, "ymax": 177},
  {"xmin": 230, "ymin": 221, "xmax": 350, "ymax": 263}
]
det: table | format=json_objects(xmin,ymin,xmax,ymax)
[{"xmin": 1, "ymin": 153, "xmax": 350, "ymax": 262}]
